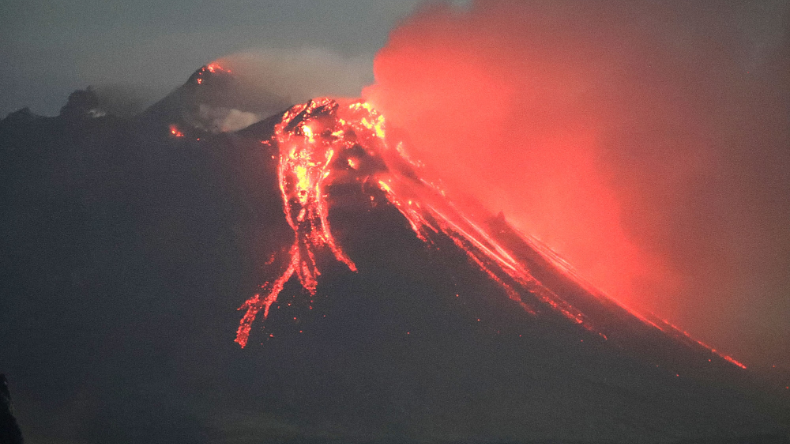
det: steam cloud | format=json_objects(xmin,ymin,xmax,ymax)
[
  {"xmin": 364, "ymin": 0, "xmax": 790, "ymax": 366},
  {"xmin": 181, "ymin": 47, "xmax": 373, "ymax": 132},
  {"xmin": 195, "ymin": 105, "xmax": 262, "ymax": 133}
]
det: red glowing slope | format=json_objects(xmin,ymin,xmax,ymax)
[
  {"xmin": 224, "ymin": 99, "xmax": 786, "ymax": 441},
  {"xmin": 234, "ymin": 97, "xmax": 747, "ymax": 374},
  {"xmin": 235, "ymin": 97, "xmax": 582, "ymax": 347}
]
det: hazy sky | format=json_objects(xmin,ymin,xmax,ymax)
[{"xmin": 0, "ymin": 0, "xmax": 469, "ymax": 116}]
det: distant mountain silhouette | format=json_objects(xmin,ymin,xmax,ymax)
[{"xmin": 141, "ymin": 63, "xmax": 289, "ymax": 133}]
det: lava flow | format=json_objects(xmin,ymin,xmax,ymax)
[
  {"xmin": 193, "ymin": 62, "xmax": 232, "ymax": 85},
  {"xmin": 235, "ymin": 98, "xmax": 590, "ymax": 347},
  {"xmin": 233, "ymin": 98, "xmax": 747, "ymax": 371},
  {"xmin": 236, "ymin": 99, "xmax": 357, "ymax": 347}
]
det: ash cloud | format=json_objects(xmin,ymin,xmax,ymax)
[{"xmin": 364, "ymin": 0, "xmax": 790, "ymax": 366}]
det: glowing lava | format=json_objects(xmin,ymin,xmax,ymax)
[
  {"xmin": 169, "ymin": 124, "xmax": 184, "ymax": 138},
  {"xmin": 233, "ymin": 98, "xmax": 747, "ymax": 371},
  {"xmin": 235, "ymin": 98, "xmax": 588, "ymax": 347},
  {"xmin": 236, "ymin": 99, "xmax": 360, "ymax": 347},
  {"xmin": 193, "ymin": 62, "xmax": 232, "ymax": 85}
]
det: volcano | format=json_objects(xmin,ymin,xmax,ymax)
[{"xmin": 0, "ymin": 64, "xmax": 788, "ymax": 443}]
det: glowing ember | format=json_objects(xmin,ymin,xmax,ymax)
[
  {"xmin": 654, "ymin": 316, "xmax": 748, "ymax": 369},
  {"xmin": 721, "ymin": 355, "xmax": 748, "ymax": 370},
  {"xmin": 206, "ymin": 63, "xmax": 231, "ymax": 74},
  {"xmin": 193, "ymin": 62, "xmax": 232, "ymax": 85},
  {"xmin": 169, "ymin": 124, "xmax": 184, "ymax": 138}
]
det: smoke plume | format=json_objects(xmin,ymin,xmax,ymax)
[
  {"xmin": 175, "ymin": 47, "xmax": 373, "ymax": 132},
  {"xmin": 364, "ymin": 0, "xmax": 790, "ymax": 366},
  {"xmin": 218, "ymin": 47, "xmax": 373, "ymax": 114}
]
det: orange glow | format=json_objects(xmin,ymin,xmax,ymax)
[
  {"xmin": 194, "ymin": 62, "xmax": 232, "ymax": 86},
  {"xmin": 237, "ymin": 99, "xmax": 598, "ymax": 346},
  {"xmin": 236, "ymin": 99, "xmax": 361, "ymax": 347},
  {"xmin": 206, "ymin": 62, "xmax": 231, "ymax": 73},
  {"xmin": 722, "ymin": 355, "xmax": 748, "ymax": 370},
  {"xmin": 354, "ymin": 0, "xmax": 790, "ymax": 368},
  {"xmin": 652, "ymin": 317, "xmax": 747, "ymax": 369},
  {"xmin": 234, "ymin": 98, "xmax": 749, "ymax": 371},
  {"xmin": 169, "ymin": 124, "xmax": 184, "ymax": 138}
]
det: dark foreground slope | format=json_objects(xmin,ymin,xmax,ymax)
[
  {"xmin": 1, "ymin": 375, "xmax": 24, "ymax": 444},
  {"xmin": 1, "ymin": 82, "xmax": 789, "ymax": 443}
]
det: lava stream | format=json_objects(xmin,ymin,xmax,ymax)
[
  {"xmin": 234, "ymin": 98, "xmax": 748, "ymax": 371},
  {"xmin": 236, "ymin": 99, "xmax": 357, "ymax": 347},
  {"xmin": 235, "ymin": 98, "xmax": 588, "ymax": 347}
]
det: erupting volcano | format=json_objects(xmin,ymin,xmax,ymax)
[
  {"xmin": 233, "ymin": 97, "xmax": 748, "ymax": 375},
  {"xmin": 4, "ymin": 0, "xmax": 790, "ymax": 440},
  {"xmin": 2, "ymin": 66, "xmax": 787, "ymax": 443},
  {"xmin": 236, "ymin": 98, "xmax": 584, "ymax": 347}
]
